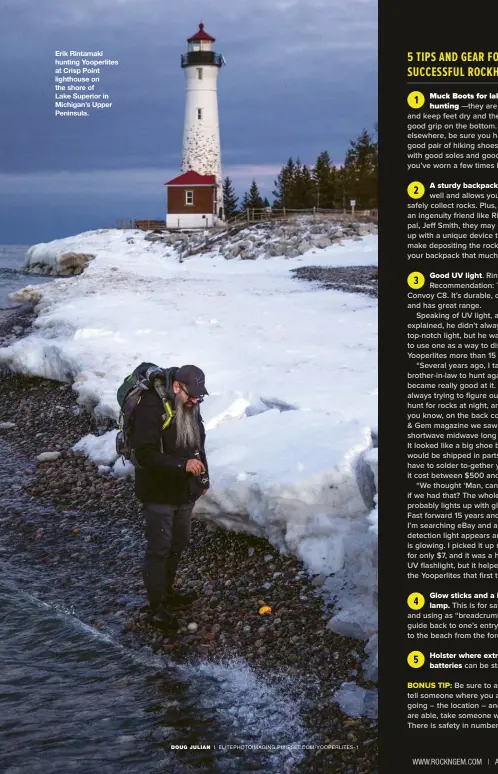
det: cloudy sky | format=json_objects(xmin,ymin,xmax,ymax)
[{"xmin": 0, "ymin": 0, "xmax": 377, "ymax": 243}]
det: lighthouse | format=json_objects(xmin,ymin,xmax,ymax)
[
  {"xmin": 181, "ymin": 23, "xmax": 225, "ymax": 220},
  {"xmin": 164, "ymin": 23, "xmax": 226, "ymax": 230}
]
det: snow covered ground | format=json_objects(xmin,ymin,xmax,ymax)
[{"xmin": 1, "ymin": 226, "xmax": 378, "ymax": 678}]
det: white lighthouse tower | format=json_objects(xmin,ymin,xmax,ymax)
[{"xmin": 180, "ymin": 22, "xmax": 225, "ymax": 222}]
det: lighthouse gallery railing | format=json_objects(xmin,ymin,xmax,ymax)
[{"xmin": 181, "ymin": 52, "xmax": 223, "ymax": 68}]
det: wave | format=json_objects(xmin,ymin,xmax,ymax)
[{"xmin": 0, "ymin": 266, "xmax": 25, "ymax": 277}]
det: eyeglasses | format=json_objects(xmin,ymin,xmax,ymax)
[{"xmin": 179, "ymin": 383, "xmax": 204, "ymax": 403}]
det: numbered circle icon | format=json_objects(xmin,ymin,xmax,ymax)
[
  {"xmin": 407, "ymin": 91, "xmax": 425, "ymax": 109},
  {"xmin": 407, "ymin": 651, "xmax": 425, "ymax": 668},
  {"xmin": 407, "ymin": 181, "xmax": 425, "ymax": 199},
  {"xmin": 407, "ymin": 592, "xmax": 425, "ymax": 610},
  {"xmin": 407, "ymin": 272, "xmax": 425, "ymax": 289}
]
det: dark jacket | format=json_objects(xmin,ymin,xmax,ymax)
[{"xmin": 132, "ymin": 389, "xmax": 209, "ymax": 505}]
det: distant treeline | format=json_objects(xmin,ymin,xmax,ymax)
[{"xmin": 223, "ymin": 126, "xmax": 378, "ymax": 218}]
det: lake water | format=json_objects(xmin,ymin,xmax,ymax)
[{"xmin": 0, "ymin": 245, "xmax": 53, "ymax": 310}]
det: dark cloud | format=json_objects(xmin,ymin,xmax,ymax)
[{"xmin": 1, "ymin": 0, "xmax": 377, "ymax": 242}]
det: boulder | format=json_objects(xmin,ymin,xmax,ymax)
[
  {"xmin": 229, "ymin": 243, "xmax": 243, "ymax": 257},
  {"xmin": 297, "ymin": 240, "xmax": 312, "ymax": 255},
  {"xmin": 58, "ymin": 252, "xmax": 94, "ymax": 270},
  {"xmin": 276, "ymin": 241, "xmax": 293, "ymax": 255},
  {"xmin": 237, "ymin": 240, "xmax": 253, "ymax": 251},
  {"xmin": 265, "ymin": 243, "xmax": 281, "ymax": 257},
  {"xmin": 311, "ymin": 236, "xmax": 332, "ymax": 249}
]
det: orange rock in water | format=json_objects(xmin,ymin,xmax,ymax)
[
  {"xmin": 73, "ymin": 529, "xmax": 80, "ymax": 534},
  {"xmin": 259, "ymin": 606, "xmax": 272, "ymax": 615}
]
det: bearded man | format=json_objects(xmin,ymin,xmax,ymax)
[{"xmin": 132, "ymin": 365, "xmax": 209, "ymax": 632}]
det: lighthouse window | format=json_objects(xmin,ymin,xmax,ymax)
[
  {"xmin": 197, "ymin": 108, "xmax": 202, "ymax": 120},
  {"xmin": 197, "ymin": 68, "xmax": 203, "ymax": 80},
  {"xmin": 185, "ymin": 190, "xmax": 194, "ymax": 205}
]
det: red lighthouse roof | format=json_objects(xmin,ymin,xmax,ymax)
[
  {"xmin": 187, "ymin": 22, "xmax": 215, "ymax": 42},
  {"xmin": 164, "ymin": 170, "xmax": 216, "ymax": 186}
]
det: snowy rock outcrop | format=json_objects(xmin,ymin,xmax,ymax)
[{"xmin": 25, "ymin": 245, "xmax": 95, "ymax": 277}]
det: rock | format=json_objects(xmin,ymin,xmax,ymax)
[
  {"xmin": 0, "ymin": 422, "xmax": 16, "ymax": 431},
  {"xmin": 37, "ymin": 451, "xmax": 61, "ymax": 462},
  {"xmin": 248, "ymin": 547, "xmax": 255, "ymax": 557},
  {"xmin": 187, "ymin": 622, "xmax": 198, "ymax": 632},
  {"xmin": 297, "ymin": 241, "xmax": 312, "ymax": 255},
  {"xmin": 263, "ymin": 554, "xmax": 274, "ymax": 563},
  {"xmin": 229, "ymin": 244, "xmax": 243, "ymax": 257},
  {"xmin": 237, "ymin": 240, "xmax": 252, "ymax": 251},
  {"xmin": 266, "ymin": 242, "xmax": 287, "ymax": 257},
  {"xmin": 312, "ymin": 574, "xmax": 327, "ymax": 588},
  {"xmin": 311, "ymin": 236, "xmax": 332, "ymax": 249},
  {"xmin": 58, "ymin": 252, "xmax": 94, "ymax": 272},
  {"xmin": 333, "ymin": 682, "xmax": 378, "ymax": 720}
]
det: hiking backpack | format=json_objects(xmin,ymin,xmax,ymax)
[{"xmin": 115, "ymin": 362, "xmax": 176, "ymax": 465}]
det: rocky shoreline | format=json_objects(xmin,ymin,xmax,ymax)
[
  {"xmin": 291, "ymin": 266, "xmax": 378, "ymax": 298},
  {"xmin": 22, "ymin": 218, "xmax": 377, "ymax": 276},
  {"xmin": 0, "ymin": 305, "xmax": 378, "ymax": 773}
]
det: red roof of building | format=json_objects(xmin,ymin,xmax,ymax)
[
  {"xmin": 187, "ymin": 22, "xmax": 215, "ymax": 42},
  {"xmin": 164, "ymin": 170, "xmax": 216, "ymax": 186}
]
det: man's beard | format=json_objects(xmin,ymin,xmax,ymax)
[{"xmin": 174, "ymin": 393, "xmax": 201, "ymax": 451}]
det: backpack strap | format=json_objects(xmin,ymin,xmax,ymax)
[{"xmin": 161, "ymin": 400, "xmax": 173, "ymax": 430}]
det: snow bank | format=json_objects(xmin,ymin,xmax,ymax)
[
  {"xmin": 323, "ymin": 445, "xmax": 378, "ymax": 679},
  {"xmin": 1, "ymin": 227, "xmax": 378, "ymax": 676}
]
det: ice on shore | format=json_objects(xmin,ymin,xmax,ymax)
[{"xmin": 333, "ymin": 681, "xmax": 378, "ymax": 719}]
